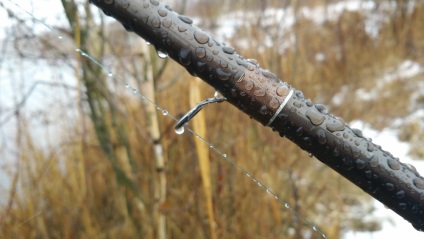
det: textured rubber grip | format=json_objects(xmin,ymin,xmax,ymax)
[{"xmin": 90, "ymin": 0, "xmax": 424, "ymax": 230}]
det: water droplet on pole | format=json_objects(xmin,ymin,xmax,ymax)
[
  {"xmin": 175, "ymin": 127, "xmax": 185, "ymax": 135},
  {"xmin": 194, "ymin": 31, "xmax": 209, "ymax": 44},
  {"xmin": 157, "ymin": 50, "xmax": 168, "ymax": 58}
]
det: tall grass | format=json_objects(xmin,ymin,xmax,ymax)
[{"xmin": 1, "ymin": 0, "xmax": 423, "ymax": 238}]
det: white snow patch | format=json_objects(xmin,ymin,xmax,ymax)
[
  {"xmin": 332, "ymin": 85, "xmax": 350, "ymax": 106},
  {"xmin": 381, "ymin": 60, "xmax": 424, "ymax": 85},
  {"xmin": 315, "ymin": 52, "xmax": 326, "ymax": 62},
  {"xmin": 344, "ymin": 120, "xmax": 424, "ymax": 239},
  {"xmin": 355, "ymin": 88, "xmax": 377, "ymax": 102},
  {"xmin": 200, "ymin": 0, "xmax": 390, "ymax": 52},
  {"xmin": 356, "ymin": 60, "xmax": 424, "ymax": 101}
]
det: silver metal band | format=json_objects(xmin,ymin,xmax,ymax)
[{"xmin": 266, "ymin": 89, "xmax": 294, "ymax": 127}]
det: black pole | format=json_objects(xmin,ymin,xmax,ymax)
[{"xmin": 90, "ymin": 0, "xmax": 424, "ymax": 231}]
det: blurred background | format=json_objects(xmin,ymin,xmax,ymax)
[{"xmin": 0, "ymin": 0, "xmax": 423, "ymax": 238}]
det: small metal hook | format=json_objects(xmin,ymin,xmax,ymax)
[{"xmin": 175, "ymin": 92, "xmax": 226, "ymax": 130}]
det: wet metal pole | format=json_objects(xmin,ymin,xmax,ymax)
[{"xmin": 91, "ymin": 0, "xmax": 424, "ymax": 230}]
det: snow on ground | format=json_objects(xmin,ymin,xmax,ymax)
[
  {"xmin": 355, "ymin": 60, "xmax": 424, "ymax": 102},
  {"xmin": 201, "ymin": 0, "xmax": 394, "ymax": 51},
  {"xmin": 345, "ymin": 120, "xmax": 424, "ymax": 239}
]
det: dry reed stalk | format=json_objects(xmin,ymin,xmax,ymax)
[
  {"xmin": 190, "ymin": 78, "xmax": 217, "ymax": 239},
  {"xmin": 20, "ymin": 131, "xmax": 49, "ymax": 238},
  {"xmin": 74, "ymin": 145, "xmax": 97, "ymax": 238},
  {"xmin": 141, "ymin": 41, "xmax": 166, "ymax": 239}
]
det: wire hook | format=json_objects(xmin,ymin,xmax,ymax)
[{"xmin": 175, "ymin": 92, "xmax": 227, "ymax": 131}]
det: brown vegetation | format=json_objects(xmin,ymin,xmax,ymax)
[{"xmin": 0, "ymin": 0, "xmax": 423, "ymax": 238}]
